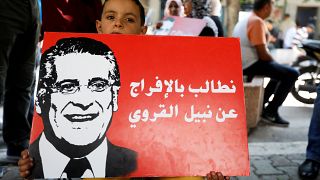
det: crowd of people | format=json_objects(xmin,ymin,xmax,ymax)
[
  {"xmin": 0, "ymin": 0, "xmax": 319, "ymax": 179},
  {"xmin": 159, "ymin": 0, "xmax": 224, "ymax": 37}
]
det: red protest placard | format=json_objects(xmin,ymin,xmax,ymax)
[{"xmin": 30, "ymin": 32, "xmax": 249, "ymax": 178}]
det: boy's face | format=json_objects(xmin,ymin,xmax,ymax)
[{"xmin": 96, "ymin": 0, "xmax": 147, "ymax": 35}]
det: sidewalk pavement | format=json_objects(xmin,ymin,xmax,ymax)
[{"xmin": 0, "ymin": 95, "xmax": 318, "ymax": 180}]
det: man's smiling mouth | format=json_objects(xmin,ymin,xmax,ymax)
[{"xmin": 64, "ymin": 113, "xmax": 99, "ymax": 122}]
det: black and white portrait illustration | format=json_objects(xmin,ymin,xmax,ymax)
[{"xmin": 29, "ymin": 37, "xmax": 137, "ymax": 178}]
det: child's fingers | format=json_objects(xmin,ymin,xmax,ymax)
[
  {"xmin": 19, "ymin": 163, "xmax": 31, "ymax": 178},
  {"xmin": 18, "ymin": 158, "xmax": 32, "ymax": 166},
  {"xmin": 206, "ymin": 171, "xmax": 213, "ymax": 180},
  {"xmin": 19, "ymin": 166, "xmax": 32, "ymax": 178},
  {"xmin": 207, "ymin": 171, "xmax": 229, "ymax": 180},
  {"xmin": 20, "ymin": 149, "xmax": 29, "ymax": 159},
  {"xmin": 207, "ymin": 171, "xmax": 218, "ymax": 180},
  {"xmin": 19, "ymin": 170, "xmax": 30, "ymax": 178},
  {"xmin": 216, "ymin": 172, "xmax": 224, "ymax": 180},
  {"xmin": 19, "ymin": 160, "xmax": 33, "ymax": 171},
  {"xmin": 18, "ymin": 158, "xmax": 33, "ymax": 176}
]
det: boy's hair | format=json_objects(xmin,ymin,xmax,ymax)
[
  {"xmin": 253, "ymin": 0, "xmax": 271, "ymax": 11},
  {"xmin": 103, "ymin": 0, "xmax": 145, "ymax": 26}
]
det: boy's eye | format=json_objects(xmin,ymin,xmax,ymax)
[
  {"xmin": 125, "ymin": 18, "xmax": 135, "ymax": 23},
  {"xmin": 106, "ymin": 15, "xmax": 115, "ymax": 20}
]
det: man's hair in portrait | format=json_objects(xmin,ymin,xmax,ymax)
[
  {"xmin": 37, "ymin": 37, "xmax": 120, "ymax": 110},
  {"xmin": 102, "ymin": 0, "xmax": 146, "ymax": 26},
  {"xmin": 253, "ymin": 0, "xmax": 271, "ymax": 11}
]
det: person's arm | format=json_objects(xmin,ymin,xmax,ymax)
[
  {"xmin": 255, "ymin": 44, "xmax": 273, "ymax": 61},
  {"xmin": 18, "ymin": 149, "xmax": 34, "ymax": 178},
  {"xmin": 248, "ymin": 17, "xmax": 273, "ymax": 62},
  {"xmin": 206, "ymin": 171, "xmax": 230, "ymax": 180}
]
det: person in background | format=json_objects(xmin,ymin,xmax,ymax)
[
  {"xmin": 283, "ymin": 21, "xmax": 299, "ymax": 49},
  {"xmin": 278, "ymin": 13, "xmax": 295, "ymax": 48},
  {"xmin": 27, "ymin": 0, "xmax": 43, "ymax": 138},
  {"xmin": 164, "ymin": 0, "xmax": 184, "ymax": 17},
  {"xmin": 298, "ymin": 85, "xmax": 320, "ymax": 179},
  {"xmin": 291, "ymin": 23, "xmax": 315, "ymax": 48},
  {"xmin": 155, "ymin": 0, "xmax": 183, "ymax": 32},
  {"xmin": 265, "ymin": 19, "xmax": 280, "ymax": 49},
  {"xmin": 183, "ymin": 0, "xmax": 218, "ymax": 37},
  {"xmin": 233, "ymin": 0, "xmax": 299, "ymax": 127},
  {"xmin": 210, "ymin": 0, "xmax": 224, "ymax": 37},
  {"xmin": 0, "ymin": 0, "xmax": 40, "ymax": 161},
  {"xmin": 283, "ymin": 21, "xmax": 315, "ymax": 49}
]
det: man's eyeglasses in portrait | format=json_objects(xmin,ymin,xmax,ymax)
[{"xmin": 51, "ymin": 78, "xmax": 111, "ymax": 95}]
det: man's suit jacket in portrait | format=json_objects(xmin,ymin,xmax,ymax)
[{"xmin": 29, "ymin": 134, "xmax": 137, "ymax": 178}]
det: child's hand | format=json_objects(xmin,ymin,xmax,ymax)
[
  {"xmin": 18, "ymin": 149, "xmax": 33, "ymax": 178},
  {"xmin": 206, "ymin": 171, "xmax": 230, "ymax": 180},
  {"xmin": 156, "ymin": 22, "xmax": 163, "ymax": 29}
]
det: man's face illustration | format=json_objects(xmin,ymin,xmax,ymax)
[{"xmin": 47, "ymin": 53, "xmax": 116, "ymax": 146}]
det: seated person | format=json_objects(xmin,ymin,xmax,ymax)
[{"xmin": 233, "ymin": 0, "xmax": 299, "ymax": 127}]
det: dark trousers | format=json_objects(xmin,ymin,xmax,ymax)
[
  {"xmin": 307, "ymin": 85, "xmax": 320, "ymax": 162},
  {"xmin": 0, "ymin": 0, "xmax": 39, "ymax": 147},
  {"xmin": 243, "ymin": 60, "xmax": 299, "ymax": 114}
]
